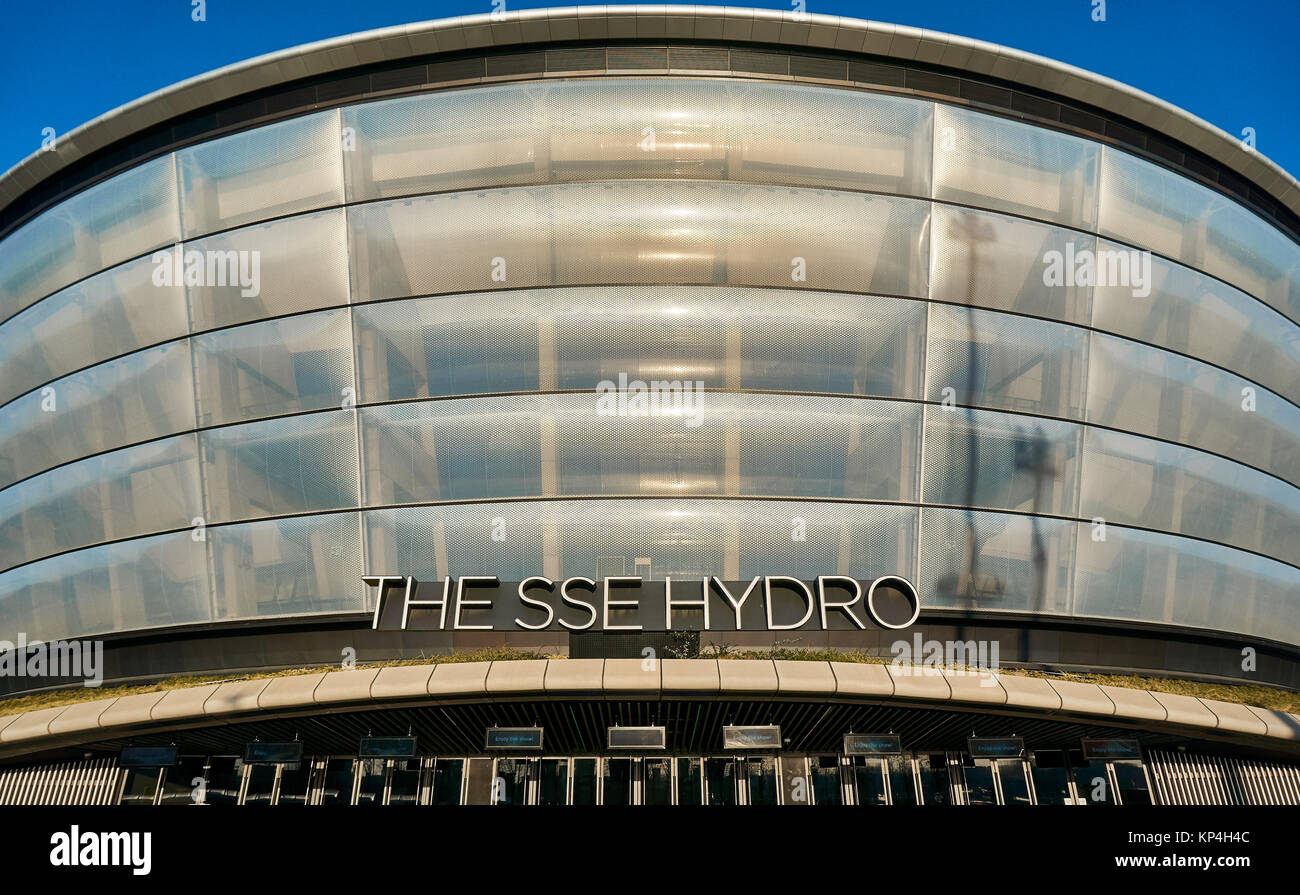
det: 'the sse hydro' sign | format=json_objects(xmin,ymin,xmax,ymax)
[{"xmin": 362, "ymin": 575, "xmax": 920, "ymax": 633}]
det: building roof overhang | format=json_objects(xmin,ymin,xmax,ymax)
[{"xmin": 2, "ymin": 5, "xmax": 1296, "ymax": 224}]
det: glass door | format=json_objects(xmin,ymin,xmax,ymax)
[
  {"xmin": 705, "ymin": 757, "xmax": 738, "ymax": 805},
  {"xmin": 993, "ymin": 759, "xmax": 1033, "ymax": 805},
  {"xmin": 887, "ymin": 755, "xmax": 918, "ymax": 805},
  {"xmin": 602, "ymin": 758, "xmax": 634, "ymax": 805},
  {"xmin": 917, "ymin": 753, "xmax": 954, "ymax": 805},
  {"xmin": 676, "ymin": 757, "xmax": 703, "ymax": 805},
  {"xmin": 538, "ymin": 758, "xmax": 569, "ymax": 805},
  {"xmin": 746, "ymin": 757, "xmax": 780, "ymax": 805},
  {"xmin": 849, "ymin": 756, "xmax": 889, "ymax": 806},
  {"xmin": 644, "ymin": 758, "xmax": 673, "ymax": 805},
  {"xmin": 809, "ymin": 755, "xmax": 844, "ymax": 805}
]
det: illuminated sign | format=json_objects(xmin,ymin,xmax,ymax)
[
  {"xmin": 1081, "ymin": 738, "xmax": 1143, "ymax": 761},
  {"xmin": 359, "ymin": 736, "xmax": 418, "ymax": 759},
  {"xmin": 363, "ymin": 574, "xmax": 920, "ymax": 633},
  {"xmin": 843, "ymin": 734, "xmax": 902, "ymax": 756},
  {"xmin": 485, "ymin": 727, "xmax": 544, "ymax": 750},
  {"xmin": 723, "ymin": 725, "xmax": 782, "ymax": 749},
  {"xmin": 966, "ymin": 737, "xmax": 1025, "ymax": 759},
  {"xmin": 608, "ymin": 726, "xmax": 667, "ymax": 750},
  {"xmin": 119, "ymin": 746, "xmax": 179, "ymax": 768},
  {"xmin": 244, "ymin": 742, "xmax": 304, "ymax": 764}
]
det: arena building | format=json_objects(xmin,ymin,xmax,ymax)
[{"xmin": 0, "ymin": 6, "xmax": 1296, "ymax": 805}]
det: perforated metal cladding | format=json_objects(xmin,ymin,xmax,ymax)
[
  {"xmin": 1086, "ymin": 332, "xmax": 1300, "ymax": 486},
  {"xmin": 0, "ymin": 249, "xmax": 188, "ymax": 407},
  {"xmin": 547, "ymin": 287, "xmax": 925, "ymax": 397},
  {"xmin": 201, "ymin": 410, "xmax": 360, "ymax": 523},
  {"xmin": 929, "ymin": 204, "xmax": 1092, "ymax": 326},
  {"xmin": 917, "ymin": 505, "xmax": 1075, "ymax": 616},
  {"xmin": 921, "ymin": 405, "xmax": 1081, "ymax": 517},
  {"xmin": 1079, "ymin": 426, "xmax": 1300, "ymax": 564},
  {"xmin": 364, "ymin": 499, "xmax": 919, "ymax": 583},
  {"xmin": 0, "ymin": 154, "xmax": 180, "ymax": 325},
  {"xmin": 0, "ymin": 530, "xmax": 210, "ymax": 643},
  {"xmin": 192, "ymin": 308, "xmax": 354, "ymax": 427},
  {"xmin": 209, "ymin": 512, "xmax": 364, "ymax": 622},
  {"xmin": 0, "ymin": 341, "xmax": 196, "ymax": 488},
  {"xmin": 1073, "ymin": 523, "xmax": 1299, "ymax": 644},
  {"xmin": 0, "ymin": 434, "xmax": 200, "ymax": 571},
  {"xmin": 347, "ymin": 183, "xmax": 931, "ymax": 302},
  {"xmin": 0, "ymin": 72, "xmax": 1297, "ymax": 650},
  {"xmin": 1099, "ymin": 147, "xmax": 1300, "ymax": 325},
  {"xmin": 353, "ymin": 291, "xmax": 542, "ymax": 402},
  {"xmin": 924, "ymin": 303, "xmax": 1088, "ymax": 420},
  {"xmin": 360, "ymin": 401, "xmax": 543, "ymax": 505},
  {"xmin": 932, "ymin": 104, "xmax": 1099, "ymax": 230},
  {"xmin": 344, "ymin": 78, "xmax": 931, "ymax": 201},
  {"xmin": 365, "ymin": 504, "xmax": 544, "ymax": 585},
  {"xmin": 358, "ymin": 393, "xmax": 920, "ymax": 505},
  {"xmin": 186, "ymin": 208, "xmax": 350, "ymax": 332},
  {"xmin": 177, "ymin": 109, "xmax": 344, "ymax": 239},
  {"xmin": 1092, "ymin": 240, "xmax": 1300, "ymax": 406}
]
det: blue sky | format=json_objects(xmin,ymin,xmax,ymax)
[{"xmin": 1, "ymin": 0, "xmax": 1297, "ymax": 177}]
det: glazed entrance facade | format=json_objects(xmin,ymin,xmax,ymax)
[{"xmin": 112, "ymin": 750, "xmax": 1156, "ymax": 806}]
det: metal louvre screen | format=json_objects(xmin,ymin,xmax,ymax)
[
  {"xmin": 0, "ymin": 758, "xmax": 122, "ymax": 805},
  {"xmin": 1147, "ymin": 750, "xmax": 1300, "ymax": 805}
]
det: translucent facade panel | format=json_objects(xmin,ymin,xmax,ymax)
[
  {"xmin": 735, "ymin": 396, "xmax": 920, "ymax": 502},
  {"xmin": 177, "ymin": 110, "xmax": 344, "ymax": 238},
  {"xmin": 185, "ymin": 208, "xmax": 350, "ymax": 332},
  {"xmin": 929, "ymin": 204, "xmax": 1092, "ymax": 325},
  {"xmin": 361, "ymin": 401, "xmax": 543, "ymax": 505},
  {"xmin": 343, "ymin": 77, "xmax": 932, "ymax": 201},
  {"xmin": 1073, "ymin": 524, "xmax": 1299, "ymax": 643},
  {"xmin": 0, "ymin": 248, "xmax": 189, "ymax": 406},
  {"xmin": 551, "ymin": 288, "xmax": 927, "ymax": 398},
  {"xmin": 925, "ymin": 304, "xmax": 1088, "ymax": 420},
  {"xmin": 343, "ymin": 83, "xmax": 539, "ymax": 199},
  {"xmin": 0, "ymin": 435, "xmax": 199, "ymax": 571},
  {"xmin": 201, "ymin": 411, "xmax": 359, "ymax": 523},
  {"xmin": 0, "ymin": 530, "xmax": 210, "ymax": 643},
  {"xmin": 365, "ymin": 499, "xmax": 918, "ymax": 583},
  {"xmin": 353, "ymin": 291, "xmax": 541, "ymax": 402},
  {"xmin": 932, "ymin": 105, "xmax": 1099, "ymax": 229},
  {"xmin": 360, "ymin": 393, "xmax": 921, "ymax": 505},
  {"xmin": 348, "ymin": 183, "xmax": 930, "ymax": 301},
  {"xmin": 1203, "ymin": 200, "xmax": 1300, "ymax": 324},
  {"xmin": 732, "ymin": 501, "xmax": 918, "ymax": 581},
  {"xmin": 1086, "ymin": 332, "xmax": 1300, "ymax": 485},
  {"xmin": 354, "ymin": 287, "xmax": 926, "ymax": 404},
  {"xmin": 0, "ymin": 155, "xmax": 180, "ymax": 324},
  {"xmin": 1098, "ymin": 147, "xmax": 1217, "ymax": 265},
  {"xmin": 921, "ymin": 407, "xmax": 1081, "ymax": 517},
  {"xmin": 192, "ymin": 308, "xmax": 354, "ymax": 427},
  {"xmin": 1079, "ymin": 427, "xmax": 1300, "ymax": 563},
  {"xmin": 0, "ymin": 341, "xmax": 195, "ymax": 488},
  {"xmin": 1099, "ymin": 147, "xmax": 1300, "ymax": 323},
  {"xmin": 208, "ymin": 512, "xmax": 363, "ymax": 621},
  {"xmin": 916, "ymin": 506, "xmax": 1075, "ymax": 615},
  {"xmin": 366, "ymin": 505, "xmax": 546, "ymax": 585},
  {"xmin": 1091, "ymin": 242, "xmax": 1300, "ymax": 405}
]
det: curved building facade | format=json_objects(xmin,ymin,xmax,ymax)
[{"xmin": 1, "ymin": 6, "xmax": 1299, "ymax": 696}]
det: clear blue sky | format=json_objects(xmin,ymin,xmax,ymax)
[{"xmin": 1, "ymin": 0, "xmax": 1297, "ymax": 178}]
